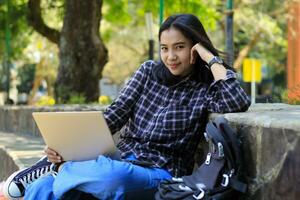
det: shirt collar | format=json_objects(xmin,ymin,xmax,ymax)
[{"xmin": 169, "ymin": 72, "xmax": 199, "ymax": 89}]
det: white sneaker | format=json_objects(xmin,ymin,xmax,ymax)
[{"xmin": 2, "ymin": 156, "xmax": 53, "ymax": 200}]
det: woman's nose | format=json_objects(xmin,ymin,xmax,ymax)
[{"xmin": 168, "ymin": 51, "xmax": 177, "ymax": 60}]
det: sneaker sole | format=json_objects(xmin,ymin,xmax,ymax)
[{"xmin": 2, "ymin": 169, "xmax": 24, "ymax": 200}]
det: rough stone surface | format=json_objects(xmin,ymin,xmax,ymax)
[
  {"xmin": 0, "ymin": 105, "xmax": 106, "ymax": 137},
  {"xmin": 0, "ymin": 103, "xmax": 299, "ymax": 199},
  {"xmin": 210, "ymin": 103, "xmax": 300, "ymax": 200},
  {"xmin": 0, "ymin": 147, "xmax": 19, "ymax": 181}
]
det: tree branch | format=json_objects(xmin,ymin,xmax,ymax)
[
  {"xmin": 27, "ymin": 0, "xmax": 60, "ymax": 45},
  {"xmin": 233, "ymin": 30, "xmax": 262, "ymax": 69}
]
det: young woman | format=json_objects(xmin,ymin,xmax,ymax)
[{"xmin": 3, "ymin": 14, "xmax": 250, "ymax": 200}]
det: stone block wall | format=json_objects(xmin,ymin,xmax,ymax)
[
  {"xmin": 0, "ymin": 103, "xmax": 299, "ymax": 199},
  {"xmin": 215, "ymin": 104, "xmax": 300, "ymax": 200},
  {"xmin": 0, "ymin": 105, "xmax": 106, "ymax": 137}
]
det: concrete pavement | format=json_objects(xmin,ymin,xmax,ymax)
[{"xmin": 0, "ymin": 131, "xmax": 45, "ymax": 181}]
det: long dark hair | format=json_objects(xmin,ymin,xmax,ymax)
[{"xmin": 152, "ymin": 14, "xmax": 233, "ymax": 86}]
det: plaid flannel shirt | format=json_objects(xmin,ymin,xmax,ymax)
[{"xmin": 104, "ymin": 60, "xmax": 250, "ymax": 177}]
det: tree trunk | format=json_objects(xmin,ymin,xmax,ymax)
[{"xmin": 55, "ymin": 0, "xmax": 108, "ymax": 103}]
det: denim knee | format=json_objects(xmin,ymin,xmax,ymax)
[{"xmin": 24, "ymin": 175, "xmax": 56, "ymax": 200}]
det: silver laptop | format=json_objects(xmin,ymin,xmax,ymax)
[{"xmin": 32, "ymin": 111, "xmax": 118, "ymax": 161}]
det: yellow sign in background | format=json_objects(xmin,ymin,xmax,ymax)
[{"xmin": 243, "ymin": 58, "xmax": 262, "ymax": 83}]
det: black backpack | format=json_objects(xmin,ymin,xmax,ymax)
[{"xmin": 155, "ymin": 116, "xmax": 247, "ymax": 200}]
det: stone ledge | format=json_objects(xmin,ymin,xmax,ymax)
[
  {"xmin": 221, "ymin": 103, "xmax": 300, "ymax": 133},
  {"xmin": 0, "ymin": 104, "xmax": 106, "ymax": 137}
]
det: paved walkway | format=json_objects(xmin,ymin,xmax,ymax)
[{"xmin": 0, "ymin": 131, "xmax": 44, "ymax": 180}]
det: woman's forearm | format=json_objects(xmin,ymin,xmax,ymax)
[{"xmin": 210, "ymin": 63, "xmax": 227, "ymax": 81}]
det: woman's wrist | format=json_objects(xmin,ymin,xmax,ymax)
[
  {"xmin": 210, "ymin": 63, "xmax": 227, "ymax": 81},
  {"xmin": 205, "ymin": 53, "xmax": 214, "ymax": 64}
]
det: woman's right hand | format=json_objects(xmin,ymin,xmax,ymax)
[
  {"xmin": 44, "ymin": 146, "xmax": 63, "ymax": 163},
  {"xmin": 190, "ymin": 43, "xmax": 214, "ymax": 64}
]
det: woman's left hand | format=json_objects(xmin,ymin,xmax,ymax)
[
  {"xmin": 190, "ymin": 43, "xmax": 214, "ymax": 64},
  {"xmin": 44, "ymin": 146, "xmax": 63, "ymax": 164}
]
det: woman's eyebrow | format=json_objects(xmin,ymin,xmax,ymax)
[
  {"xmin": 173, "ymin": 42, "xmax": 185, "ymax": 45},
  {"xmin": 160, "ymin": 42, "xmax": 185, "ymax": 46}
]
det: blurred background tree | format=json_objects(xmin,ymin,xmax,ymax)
[
  {"xmin": 0, "ymin": 0, "xmax": 29, "ymax": 62},
  {"xmin": 0, "ymin": 67, "xmax": 6, "ymax": 92},
  {"xmin": 27, "ymin": 0, "xmax": 108, "ymax": 103},
  {"xmin": 16, "ymin": 63, "xmax": 35, "ymax": 94},
  {"xmin": 232, "ymin": 0, "xmax": 297, "ymax": 102}
]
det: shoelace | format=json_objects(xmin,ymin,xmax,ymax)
[{"xmin": 19, "ymin": 165, "xmax": 53, "ymax": 188}]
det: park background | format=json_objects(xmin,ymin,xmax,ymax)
[
  {"xmin": 1, "ymin": 1, "xmax": 300, "ymax": 200},
  {"xmin": 0, "ymin": 0, "xmax": 300, "ymax": 106}
]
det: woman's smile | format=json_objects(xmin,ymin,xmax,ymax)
[{"xmin": 168, "ymin": 63, "xmax": 180, "ymax": 69}]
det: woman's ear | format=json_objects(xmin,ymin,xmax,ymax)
[
  {"xmin": 190, "ymin": 56, "xmax": 195, "ymax": 64},
  {"xmin": 190, "ymin": 47, "xmax": 198, "ymax": 64},
  {"xmin": 190, "ymin": 51, "xmax": 200, "ymax": 65}
]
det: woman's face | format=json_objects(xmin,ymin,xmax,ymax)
[{"xmin": 160, "ymin": 27, "xmax": 194, "ymax": 77}]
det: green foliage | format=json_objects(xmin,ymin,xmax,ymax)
[
  {"xmin": 16, "ymin": 63, "xmax": 36, "ymax": 93},
  {"xmin": 235, "ymin": 0, "xmax": 300, "ymax": 105},
  {"xmin": 41, "ymin": 0, "xmax": 64, "ymax": 29},
  {"xmin": 55, "ymin": 85, "xmax": 69, "ymax": 104},
  {"xmin": 55, "ymin": 85, "xmax": 87, "ymax": 104},
  {"xmin": 103, "ymin": 0, "xmax": 221, "ymax": 41},
  {"xmin": 163, "ymin": 0, "xmax": 221, "ymax": 30},
  {"xmin": 233, "ymin": 0, "xmax": 291, "ymax": 93},
  {"xmin": 67, "ymin": 93, "xmax": 86, "ymax": 104},
  {"xmin": 102, "ymin": 26, "xmax": 148, "ymax": 86},
  {"xmin": 0, "ymin": 0, "xmax": 63, "ymax": 62},
  {"xmin": 0, "ymin": 0, "xmax": 31, "ymax": 61},
  {"xmin": 104, "ymin": 0, "xmax": 131, "ymax": 26}
]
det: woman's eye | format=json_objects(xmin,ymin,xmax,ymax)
[
  {"xmin": 161, "ymin": 46, "xmax": 167, "ymax": 51},
  {"xmin": 176, "ymin": 45, "xmax": 184, "ymax": 49}
]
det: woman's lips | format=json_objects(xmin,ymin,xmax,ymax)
[{"xmin": 169, "ymin": 63, "xmax": 179, "ymax": 69}]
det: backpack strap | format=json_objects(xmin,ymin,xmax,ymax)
[
  {"xmin": 205, "ymin": 121, "xmax": 235, "ymax": 170},
  {"xmin": 214, "ymin": 116, "xmax": 243, "ymax": 170},
  {"xmin": 214, "ymin": 116, "xmax": 248, "ymax": 194}
]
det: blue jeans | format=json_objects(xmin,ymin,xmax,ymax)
[{"xmin": 24, "ymin": 155, "xmax": 171, "ymax": 200}]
